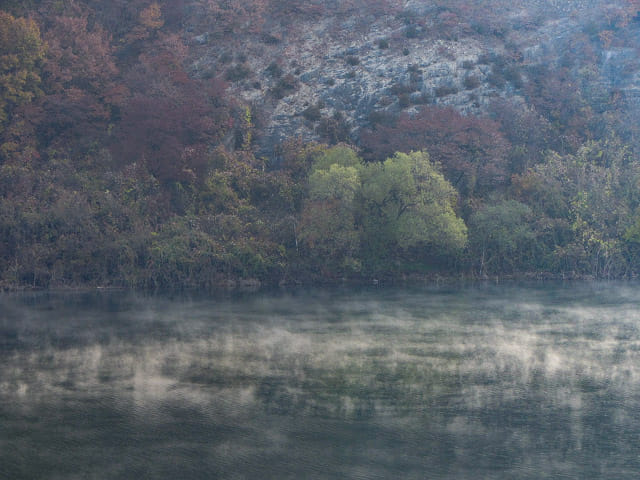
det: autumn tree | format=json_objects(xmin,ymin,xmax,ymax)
[
  {"xmin": 34, "ymin": 12, "xmax": 123, "ymax": 153},
  {"xmin": 113, "ymin": 32, "xmax": 231, "ymax": 186},
  {"xmin": 523, "ymin": 65, "xmax": 593, "ymax": 153},
  {"xmin": 360, "ymin": 106, "xmax": 510, "ymax": 197},
  {"xmin": 0, "ymin": 12, "xmax": 45, "ymax": 132},
  {"xmin": 489, "ymin": 98, "xmax": 554, "ymax": 174},
  {"xmin": 68, "ymin": 0, "xmax": 183, "ymax": 42},
  {"xmin": 127, "ymin": 2, "xmax": 164, "ymax": 42},
  {"xmin": 203, "ymin": 0, "xmax": 267, "ymax": 36}
]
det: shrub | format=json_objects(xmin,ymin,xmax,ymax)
[
  {"xmin": 317, "ymin": 111, "xmax": 350, "ymax": 144},
  {"xmin": 377, "ymin": 95, "xmax": 393, "ymax": 107},
  {"xmin": 368, "ymin": 110, "xmax": 397, "ymax": 127},
  {"xmin": 409, "ymin": 71, "xmax": 422, "ymax": 83},
  {"xmin": 405, "ymin": 25, "xmax": 419, "ymax": 38},
  {"xmin": 435, "ymin": 85, "xmax": 458, "ymax": 97},
  {"xmin": 486, "ymin": 72, "xmax": 506, "ymax": 88},
  {"xmin": 398, "ymin": 93, "xmax": 411, "ymax": 108},
  {"xmin": 503, "ymin": 66, "xmax": 523, "ymax": 89},
  {"xmin": 265, "ymin": 61, "xmax": 283, "ymax": 78},
  {"xmin": 390, "ymin": 82, "xmax": 417, "ymax": 95},
  {"xmin": 346, "ymin": 55, "xmax": 360, "ymax": 66},
  {"xmin": 261, "ymin": 33, "xmax": 280, "ymax": 44},
  {"xmin": 271, "ymin": 74, "xmax": 298, "ymax": 99},
  {"xmin": 463, "ymin": 75, "xmax": 481, "ymax": 90},
  {"xmin": 302, "ymin": 104, "xmax": 322, "ymax": 121},
  {"xmin": 411, "ymin": 92, "xmax": 432, "ymax": 105},
  {"xmin": 225, "ymin": 63, "xmax": 251, "ymax": 82}
]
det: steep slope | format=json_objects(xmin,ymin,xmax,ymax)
[{"xmin": 187, "ymin": 0, "xmax": 640, "ymax": 154}]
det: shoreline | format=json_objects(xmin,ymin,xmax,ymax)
[{"xmin": 1, "ymin": 271, "xmax": 635, "ymax": 294}]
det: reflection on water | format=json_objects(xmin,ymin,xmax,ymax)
[{"xmin": 2, "ymin": 283, "xmax": 640, "ymax": 478}]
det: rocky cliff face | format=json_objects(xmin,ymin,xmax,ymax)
[{"xmin": 187, "ymin": 0, "xmax": 640, "ymax": 154}]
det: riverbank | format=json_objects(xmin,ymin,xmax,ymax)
[{"xmin": 1, "ymin": 270, "xmax": 634, "ymax": 294}]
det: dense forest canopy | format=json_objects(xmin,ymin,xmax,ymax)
[{"xmin": 2, "ymin": 0, "xmax": 640, "ymax": 288}]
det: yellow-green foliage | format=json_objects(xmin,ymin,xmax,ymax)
[
  {"xmin": 0, "ymin": 11, "xmax": 45, "ymax": 126},
  {"xmin": 300, "ymin": 146, "xmax": 467, "ymax": 276},
  {"xmin": 360, "ymin": 151, "xmax": 467, "ymax": 255},
  {"xmin": 311, "ymin": 144, "xmax": 363, "ymax": 172},
  {"xmin": 309, "ymin": 164, "xmax": 360, "ymax": 202}
]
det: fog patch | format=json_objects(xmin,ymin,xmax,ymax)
[{"xmin": 3, "ymin": 284, "xmax": 640, "ymax": 477}]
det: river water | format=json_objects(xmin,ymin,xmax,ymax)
[{"xmin": 2, "ymin": 282, "xmax": 640, "ymax": 479}]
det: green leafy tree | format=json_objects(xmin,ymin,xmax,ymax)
[
  {"xmin": 515, "ymin": 139, "xmax": 640, "ymax": 277},
  {"xmin": 311, "ymin": 144, "xmax": 362, "ymax": 172},
  {"xmin": 359, "ymin": 151, "xmax": 467, "ymax": 273},
  {"xmin": 468, "ymin": 199, "xmax": 535, "ymax": 275},
  {"xmin": 298, "ymin": 145, "xmax": 363, "ymax": 276}
]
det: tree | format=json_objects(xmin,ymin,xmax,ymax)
[
  {"xmin": 468, "ymin": 200, "xmax": 535, "ymax": 275},
  {"xmin": 311, "ymin": 144, "xmax": 362, "ymax": 171},
  {"xmin": 489, "ymin": 98, "xmax": 554, "ymax": 174},
  {"xmin": 523, "ymin": 65, "xmax": 593, "ymax": 153},
  {"xmin": 35, "ymin": 11, "xmax": 123, "ymax": 153},
  {"xmin": 204, "ymin": 0, "xmax": 267, "ymax": 36},
  {"xmin": 127, "ymin": 2, "xmax": 165, "ymax": 42},
  {"xmin": 360, "ymin": 106, "xmax": 510, "ymax": 196},
  {"xmin": 359, "ymin": 151, "xmax": 467, "ymax": 272},
  {"xmin": 298, "ymin": 145, "xmax": 363, "ymax": 276},
  {"xmin": 113, "ymin": 32, "xmax": 230, "ymax": 185},
  {"xmin": 0, "ymin": 11, "xmax": 45, "ymax": 130},
  {"xmin": 514, "ymin": 139, "xmax": 640, "ymax": 277}
]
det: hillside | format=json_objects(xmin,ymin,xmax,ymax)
[
  {"xmin": 2, "ymin": 0, "xmax": 640, "ymax": 288},
  {"xmin": 186, "ymin": 0, "xmax": 640, "ymax": 153}
]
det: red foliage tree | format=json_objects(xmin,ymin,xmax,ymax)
[
  {"xmin": 115, "ymin": 95, "xmax": 216, "ymax": 183},
  {"xmin": 524, "ymin": 66, "xmax": 593, "ymax": 153},
  {"xmin": 203, "ymin": 0, "xmax": 268, "ymax": 36},
  {"xmin": 35, "ymin": 12, "xmax": 123, "ymax": 152},
  {"xmin": 489, "ymin": 98, "xmax": 554, "ymax": 174},
  {"xmin": 113, "ymin": 32, "xmax": 231, "ymax": 184},
  {"xmin": 360, "ymin": 106, "xmax": 510, "ymax": 196}
]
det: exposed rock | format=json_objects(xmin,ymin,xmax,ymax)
[{"xmin": 188, "ymin": 0, "xmax": 640, "ymax": 154}]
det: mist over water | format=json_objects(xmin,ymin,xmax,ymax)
[{"xmin": 2, "ymin": 283, "xmax": 640, "ymax": 479}]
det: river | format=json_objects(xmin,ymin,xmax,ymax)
[{"xmin": 2, "ymin": 282, "xmax": 640, "ymax": 478}]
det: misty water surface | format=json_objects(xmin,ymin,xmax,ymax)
[{"xmin": 2, "ymin": 283, "xmax": 640, "ymax": 479}]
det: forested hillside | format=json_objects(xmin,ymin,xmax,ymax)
[{"xmin": 2, "ymin": 0, "xmax": 640, "ymax": 288}]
